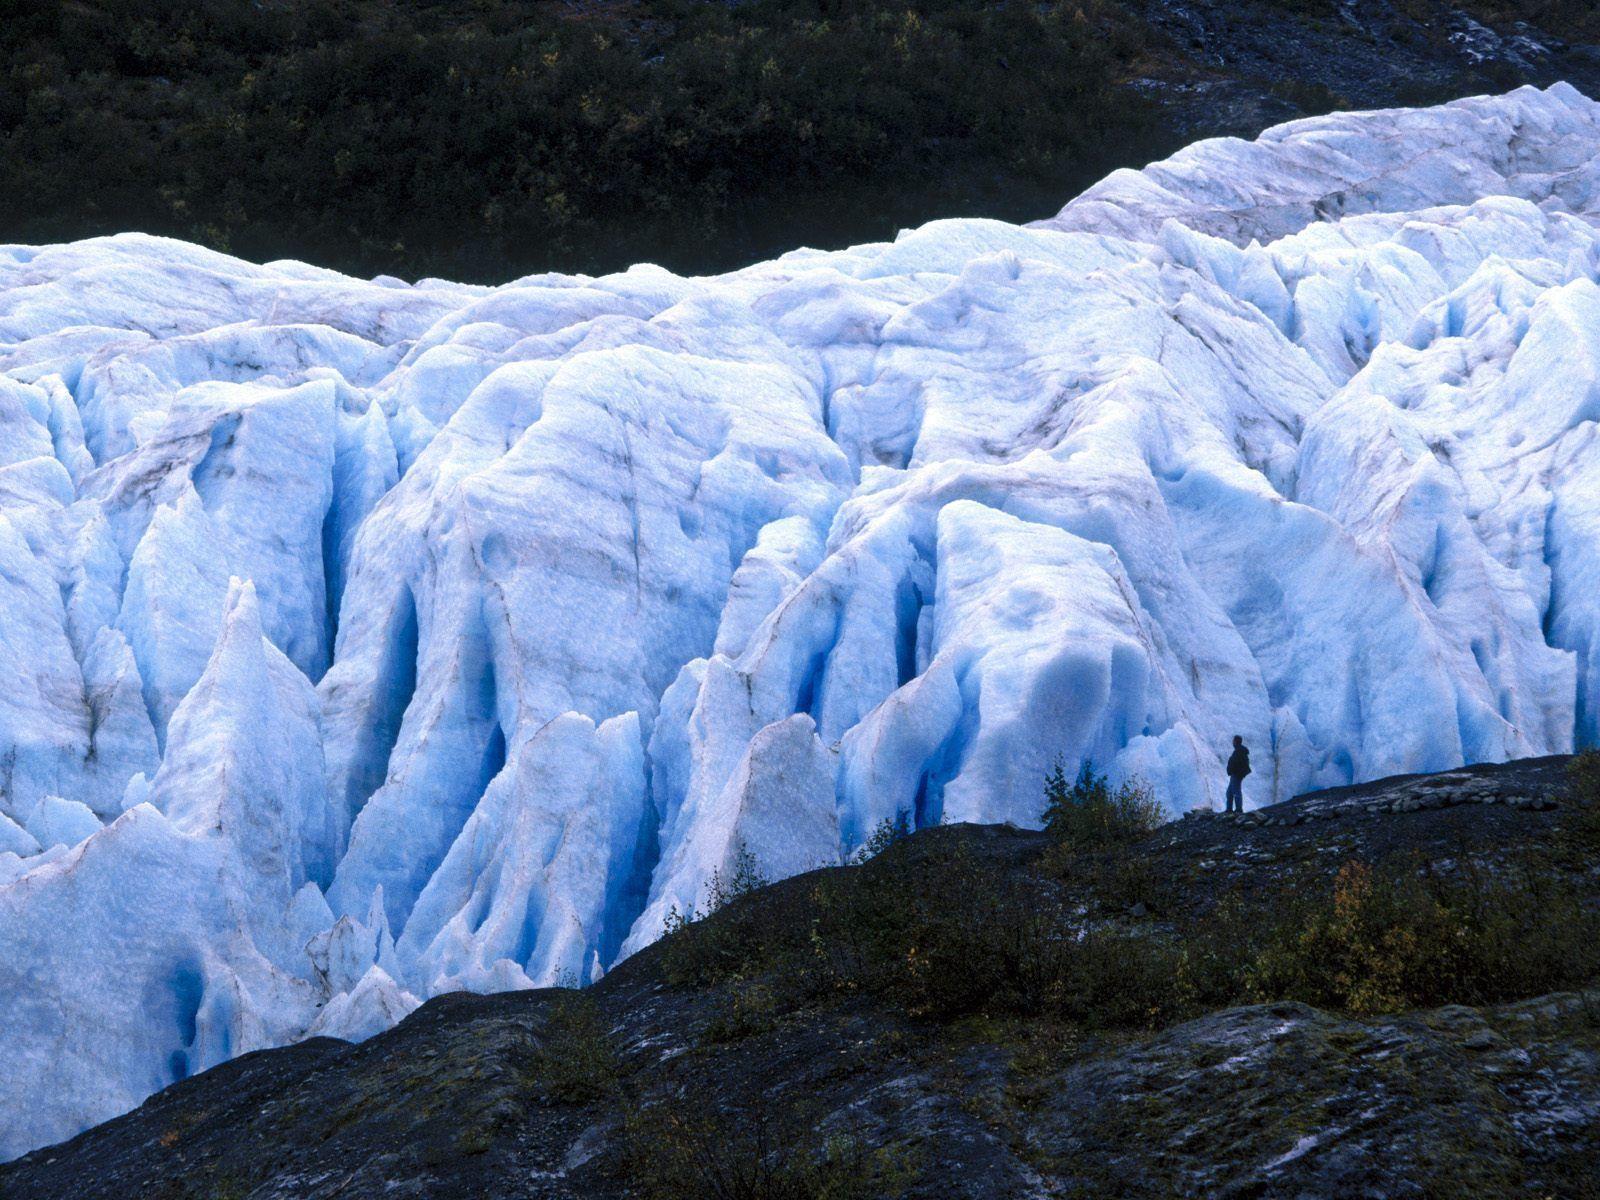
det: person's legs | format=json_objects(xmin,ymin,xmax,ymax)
[{"xmin": 1225, "ymin": 776, "xmax": 1242, "ymax": 813}]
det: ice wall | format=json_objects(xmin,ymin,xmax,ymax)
[{"xmin": 4, "ymin": 83, "xmax": 1600, "ymax": 1157}]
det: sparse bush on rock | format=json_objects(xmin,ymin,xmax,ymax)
[
  {"xmin": 1041, "ymin": 761, "xmax": 1166, "ymax": 851},
  {"xmin": 654, "ymin": 764, "xmax": 1600, "ymax": 1036}
]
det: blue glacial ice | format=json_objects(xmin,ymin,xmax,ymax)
[{"xmin": 4, "ymin": 83, "xmax": 1600, "ymax": 1156}]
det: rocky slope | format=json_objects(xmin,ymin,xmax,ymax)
[
  {"xmin": 1127, "ymin": 0, "xmax": 1600, "ymax": 140},
  {"xmin": 4, "ymin": 757, "xmax": 1596, "ymax": 1200}
]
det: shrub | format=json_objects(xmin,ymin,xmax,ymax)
[
  {"xmin": 804, "ymin": 838, "xmax": 1600, "ymax": 1026},
  {"xmin": 1564, "ymin": 750, "xmax": 1600, "ymax": 854},
  {"xmin": 625, "ymin": 1094, "xmax": 917, "ymax": 1200},
  {"xmin": 1200, "ymin": 856, "xmax": 1600, "ymax": 1016},
  {"xmin": 702, "ymin": 980, "xmax": 781, "ymax": 1044},
  {"xmin": 802, "ymin": 841, "xmax": 1185, "ymax": 1028},
  {"xmin": 706, "ymin": 846, "xmax": 772, "ymax": 913},
  {"xmin": 659, "ymin": 844, "xmax": 772, "ymax": 986},
  {"xmin": 1455, "ymin": 0, "xmax": 1600, "ymax": 40},
  {"xmin": 1042, "ymin": 761, "xmax": 1166, "ymax": 849},
  {"xmin": 802, "ymin": 842, "xmax": 1053, "ymax": 1018},
  {"xmin": 1066, "ymin": 926, "xmax": 1188, "ymax": 1030},
  {"xmin": 852, "ymin": 812, "xmax": 912, "ymax": 864},
  {"xmin": 1082, "ymin": 851, "xmax": 1171, "ymax": 916},
  {"xmin": 658, "ymin": 771, "xmax": 1600, "ymax": 1038},
  {"xmin": 529, "ymin": 991, "xmax": 619, "ymax": 1104},
  {"xmin": 1247, "ymin": 861, "xmax": 1428, "ymax": 1014}
]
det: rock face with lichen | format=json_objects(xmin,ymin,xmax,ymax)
[{"xmin": 1193, "ymin": 755, "xmax": 1567, "ymax": 826}]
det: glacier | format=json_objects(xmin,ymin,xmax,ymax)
[{"xmin": 3, "ymin": 83, "xmax": 1600, "ymax": 1157}]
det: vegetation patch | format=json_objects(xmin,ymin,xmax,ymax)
[
  {"xmin": 655, "ymin": 768, "xmax": 1600, "ymax": 1039},
  {"xmin": 659, "ymin": 844, "xmax": 772, "ymax": 987},
  {"xmin": 1194, "ymin": 855, "xmax": 1599, "ymax": 1015},
  {"xmin": 1040, "ymin": 761, "xmax": 1166, "ymax": 852},
  {"xmin": 1564, "ymin": 749, "xmax": 1600, "ymax": 854},
  {"xmin": 624, "ymin": 1096, "xmax": 917, "ymax": 1200},
  {"xmin": 528, "ymin": 991, "xmax": 621, "ymax": 1104}
]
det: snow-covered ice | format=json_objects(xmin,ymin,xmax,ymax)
[{"xmin": 4, "ymin": 83, "xmax": 1600, "ymax": 1157}]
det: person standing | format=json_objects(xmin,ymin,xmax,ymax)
[{"xmin": 1225, "ymin": 735, "xmax": 1250, "ymax": 814}]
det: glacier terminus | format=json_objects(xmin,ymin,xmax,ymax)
[{"xmin": 3, "ymin": 84, "xmax": 1600, "ymax": 1158}]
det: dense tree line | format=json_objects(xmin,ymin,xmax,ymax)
[
  {"xmin": 0, "ymin": 0, "xmax": 1169, "ymax": 281},
  {"xmin": 0, "ymin": 1, "xmax": 1590, "ymax": 282}
]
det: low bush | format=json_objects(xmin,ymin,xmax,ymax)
[
  {"xmin": 1456, "ymin": 0, "xmax": 1600, "ymax": 40},
  {"xmin": 659, "ymin": 844, "xmax": 772, "ymax": 987},
  {"xmin": 528, "ymin": 991, "xmax": 619, "ymax": 1104},
  {"xmin": 702, "ymin": 980, "xmax": 782, "ymax": 1044},
  {"xmin": 1189, "ymin": 855, "xmax": 1600, "ymax": 1016},
  {"xmin": 852, "ymin": 813, "xmax": 912, "ymax": 864},
  {"xmin": 625, "ymin": 1094, "xmax": 917, "ymax": 1200},
  {"xmin": 801, "ymin": 842, "xmax": 1186, "ymax": 1028},
  {"xmin": 1564, "ymin": 750, "xmax": 1600, "ymax": 854},
  {"xmin": 1041, "ymin": 761, "xmax": 1166, "ymax": 850},
  {"xmin": 655, "ymin": 770, "xmax": 1600, "ymax": 1036},
  {"xmin": 1081, "ymin": 851, "xmax": 1172, "ymax": 916}
]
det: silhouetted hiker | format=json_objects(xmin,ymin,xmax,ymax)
[{"xmin": 1225, "ymin": 736, "xmax": 1250, "ymax": 814}]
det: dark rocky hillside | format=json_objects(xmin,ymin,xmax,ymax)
[
  {"xmin": 5, "ymin": 756, "xmax": 1598, "ymax": 1199},
  {"xmin": 1125, "ymin": 0, "xmax": 1600, "ymax": 139},
  {"xmin": 2, "ymin": 1, "xmax": 1598, "ymax": 282}
]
